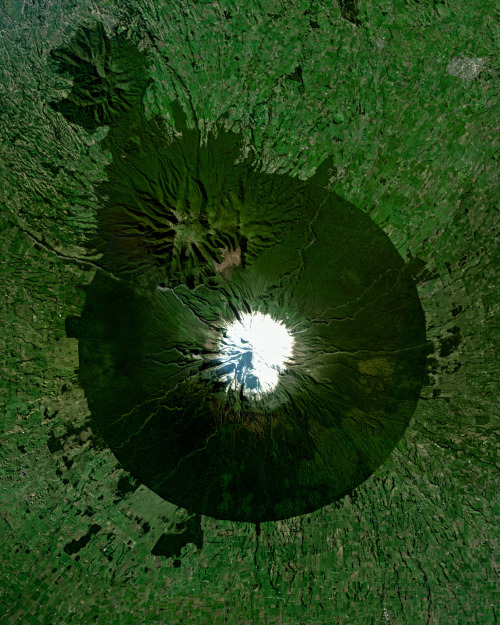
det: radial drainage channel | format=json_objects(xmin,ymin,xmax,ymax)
[{"xmin": 215, "ymin": 311, "xmax": 295, "ymax": 399}]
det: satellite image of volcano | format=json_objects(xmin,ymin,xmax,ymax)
[
  {"xmin": 51, "ymin": 24, "xmax": 428, "ymax": 521},
  {"xmin": 1, "ymin": 2, "xmax": 497, "ymax": 624}
]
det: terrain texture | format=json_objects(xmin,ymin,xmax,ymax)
[{"xmin": 1, "ymin": 1, "xmax": 498, "ymax": 623}]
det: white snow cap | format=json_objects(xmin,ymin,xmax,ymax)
[{"xmin": 216, "ymin": 311, "xmax": 294, "ymax": 399}]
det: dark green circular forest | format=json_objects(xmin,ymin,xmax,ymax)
[{"xmin": 53, "ymin": 23, "xmax": 428, "ymax": 522}]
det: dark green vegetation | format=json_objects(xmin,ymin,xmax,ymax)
[
  {"xmin": 49, "ymin": 24, "xmax": 427, "ymax": 522},
  {"xmin": 78, "ymin": 188, "xmax": 427, "ymax": 522},
  {"xmin": 49, "ymin": 23, "xmax": 150, "ymax": 132},
  {"xmin": 1, "ymin": 0, "xmax": 498, "ymax": 623}
]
